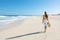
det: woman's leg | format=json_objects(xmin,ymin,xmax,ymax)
[{"xmin": 44, "ymin": 26, "xmax": 46, "ymax": 32}]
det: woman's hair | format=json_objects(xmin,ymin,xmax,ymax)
[{"xmin": 44, "ymin": 11, "xmax": 48, "ymax": 19}]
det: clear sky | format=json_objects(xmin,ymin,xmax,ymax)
[{"xmin": 0, "ymin": 0, "xmax": 60, "ymax": 15}]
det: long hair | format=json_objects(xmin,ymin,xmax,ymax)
[{"xmin": 44, "ymin": 11, "xmax": 48, "ymax": 19}]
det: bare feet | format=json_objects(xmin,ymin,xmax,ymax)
[{"xmin": 44, "ymin": 30, "xmax": 46, "ymax": 33}]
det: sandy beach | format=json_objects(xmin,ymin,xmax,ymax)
[{"xmin": 0, "ymin": 15, "xmax": 60, "ymax": 40}]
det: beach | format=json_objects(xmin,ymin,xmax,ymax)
[{"xmin": 0, "ymin": 15, "xmax": 60, "ymax": 40}]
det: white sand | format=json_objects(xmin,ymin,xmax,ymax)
[{"xmin": 0, "ymin": 15, "xmax": 60, "ymax": 40}]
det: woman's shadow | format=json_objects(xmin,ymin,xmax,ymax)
[{"xmin": 6, "ymin": 31, "xmax": 45, "ymax": 40}]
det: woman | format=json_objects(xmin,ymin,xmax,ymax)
[{"xmin": 42, "ymin": 11, "xmax": 50, "ymax": 32}]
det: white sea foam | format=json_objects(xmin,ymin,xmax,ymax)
[
  {"xmin": 0, "ymin": 16, "xmax": 28, "ymax": 22},
  {"xmin": 0, "ymin": 16, "xmax": 31, "ymax": 30}
]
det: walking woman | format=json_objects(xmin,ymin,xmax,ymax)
[{"xmin": 42, "ymin": 11, "xmax": 50, "ymax": 32}]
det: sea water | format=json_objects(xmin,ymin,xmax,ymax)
[{"xmin": 0, "ymin": 16, "xmax": 30, "ymax": 30}]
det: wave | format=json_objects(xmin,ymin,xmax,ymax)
[
  {"xmin": 0, "ymin": 16, "xmax": 28, "ymax": 23},
  {"xmin": 0, "ymin": 16, "xmax": 32, "ymax": 30}
]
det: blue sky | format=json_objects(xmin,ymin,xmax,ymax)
[{"xmin": 0, "ymin": 0, "xmax": 60, "ymax": 15}]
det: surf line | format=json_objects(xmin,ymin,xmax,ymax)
[{"xmin": 6, "ymin": 31, "xmax": 45, "ymax": 40}]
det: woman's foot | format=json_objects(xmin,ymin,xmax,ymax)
[
  {"xmin": 44, "ymin": 30, "xmax": 46, "ymax": 32},
  {"xmin": 44, "ymin": 26, "xmax": 46, "ymax": 32}
]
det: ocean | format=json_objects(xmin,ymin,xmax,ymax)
[
  {"xmin": 0, "ymin": 16, "xmax": 27, "ymax": 22},
  {"xmin": 0, "ymin": 16, "xmax": 30, "ymax": 30}
]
